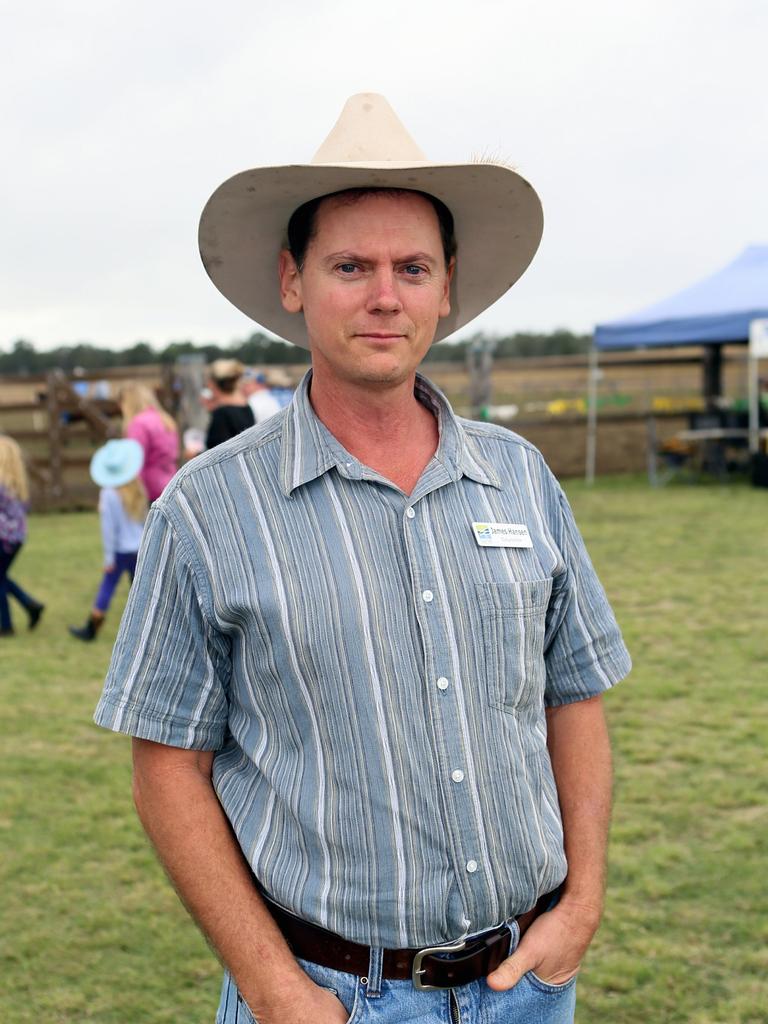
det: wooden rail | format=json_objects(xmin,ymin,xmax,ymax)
[{"xmin": 0, "ymin": 365, "xmax": 174, "ymax": 510}]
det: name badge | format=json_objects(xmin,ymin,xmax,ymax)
[{"xmin": 471, "ymin": 522, "xmax": 533, "ymax": 548}]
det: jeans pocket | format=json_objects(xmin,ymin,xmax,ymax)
[
  {"xmin": 234, "ymin": 984, "xmax": 360, "ymax": 1024},
  {"xmin": 476, "ymin": 579, "xmax": 552, "ymax": 713},
  {"xmin": 524, "ymin": 968, "xmax": 578, "ymax": 994},
  {"xmin": 296, "ymin": 958, "xmax": 361, "ymax": 1023}
]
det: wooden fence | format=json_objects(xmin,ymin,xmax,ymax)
[
  {"xmin": 0, "ymin": 365, "xmax": 174, "ymax": 510},
  {"xmin": 0, "ymin": 346, "xmax": 753, "ymax": 509}
]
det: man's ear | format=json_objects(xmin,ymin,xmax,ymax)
[
  {"xmin": 438, "ymin": 257, "xmax": 455, "ymax": 319},
  {"xmin": 279, "ymin": 250, "xmax": 303, "ymax": 313}
]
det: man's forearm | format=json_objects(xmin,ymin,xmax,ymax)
[
  {"xmin": 130, "ymin": 739, "xmax": 311, "ymax": 1018},
  {"xmin": 487, "ymin": 693, "xmax": 613, "ymax": 990},
  {"xmin": 546, "ymin": 693, "xmax": 613, "ymax": 919}
]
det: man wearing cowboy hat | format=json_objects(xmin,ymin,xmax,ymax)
[{"xmin": 95, "ymin": 94, "xmax": 630, "ymax": 1023}]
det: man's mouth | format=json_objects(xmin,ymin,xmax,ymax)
[{"xmin": 354, "ymin": 332, "xmax": 407, "ymax": 341}]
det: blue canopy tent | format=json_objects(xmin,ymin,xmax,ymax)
[
  {"xmin": 594, "ymin": 245, "xmax": 768, "ymax": 351},
  {"xmin": 586, "ymin": 246, "xmax": 768, "ymax": 480}
]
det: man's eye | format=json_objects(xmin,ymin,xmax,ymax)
[
  {"xmin": 403, "ymin": 265, "xmax": 426, "ymax": 276},
  {"xmin": 337, "ymin": 263, "xmax": 358, "ymax": 274}
]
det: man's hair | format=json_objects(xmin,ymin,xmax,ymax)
[{"xmin": 286, "ymin": 188, "xmax": 457, "ymax": 271}]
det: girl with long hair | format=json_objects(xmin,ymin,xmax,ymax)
[
  {"xmin": 0, "ymin": 436, "xmax": 44, "ymax": 636},
  {"xmin": 119, "ymin": 383, "xmax": 179, "ymax": 501}
]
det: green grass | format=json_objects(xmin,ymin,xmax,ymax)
[{"xmin": 1, "ymin": 479, "xmax": 766, "ymax": 1023}]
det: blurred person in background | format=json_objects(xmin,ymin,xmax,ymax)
[
  {"xmin": 263, "ymin": 366, "xmax": 295, "ymax": 409},
  {"xmin": 0, "ymin": 436, "xmax": 44, "ymax": 636},
  {"xmin": 205, "ymin": 359, "xmax": 255, "ymax": 448},
  {"xmin": 69, "ymin": 439, "xmax": 147, "ymax": 642},
  {"xmin": 120, "ymin": 383, "xmax": 180, "ymax": 501},
  {"xmin": 199, "ymin": 386, "xmax": 216, "ymax": 415},
  {"xmin": 241, "ymin": 368, "xmax": 281, "ymax": 424},
  {"xmin": 181, "ymin": 387, "xmax": 216, "ymax": 461}
]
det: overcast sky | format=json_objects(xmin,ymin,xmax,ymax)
[{"xmin": 2, "ymin": 0, "xmax": 766, "ymax": 352}]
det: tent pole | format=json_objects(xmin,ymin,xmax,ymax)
[
  {"xmin": 749, "ymin": 319, "xmax": 768, "ymax": 454},
  {"xmin": 585, "ymin": 343, "xmax": 599, "ymax": 484},
  {"xmin": 702, "ymin": 344, "xmax": 723, "ymax": 411}
]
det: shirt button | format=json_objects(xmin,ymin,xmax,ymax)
[
  {"xmin": 451, "ymin": 769, "xmax": 465, "ymax": 783},
  {"xmin": 466, "ymin": 860, "xmax": 478, "ymax": 873},
  {"xmin": 436, "ymin": 677, "xmax": 449, "ymax": 690},
  {"xmin": 422, "ymin": 589, "xmax": 434, "ymax": 603},
  {"xmin": 405, "ymin": 507, "xmax": 415, "ymax": 519}
]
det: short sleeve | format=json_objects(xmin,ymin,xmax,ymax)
[
  {"xmin": 543, "ymin": 486, "xmax": 631, "ymax": 706},
  {"xmin": 93, "ymin": 505, "xmax": 231, "ymax": 749}
]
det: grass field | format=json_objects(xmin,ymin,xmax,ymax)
[{"xmin": 1, "ymin": 477, "xmax": 766, "ymax": 1023}]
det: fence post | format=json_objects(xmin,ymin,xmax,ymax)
[
  {"xmin": 467, "ymin": 337, "xmax": 495, "ymax": 420},
  {"xmin": 46, "ymin": 371, "xmax": 64, "ymax": 506},
  {"xmin": 174, "ymin": 355, "xmax": 207, "ymax": 435}
]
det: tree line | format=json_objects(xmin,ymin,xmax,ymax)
[{"xmin": 0, "ymin": 329, "xmax": 590, "ymax": 376}]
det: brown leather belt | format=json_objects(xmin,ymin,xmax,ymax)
[{"xmin": 263, "ymin": 888, "xmax": 557, "ymax": 991}]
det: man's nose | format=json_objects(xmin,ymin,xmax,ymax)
[{"xmin": 367, "ymin": 269, "xmax": 403, "ymax": 313}]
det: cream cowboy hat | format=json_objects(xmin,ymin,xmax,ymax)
[{"xmin": 198, "ymin": 93, "xmax": 543, "ymax": 349}]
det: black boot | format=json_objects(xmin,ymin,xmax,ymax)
[
  {"xmin": 27, "ymin": 602, "xmax": 45, "ymax": 630},
  {"xmin": 68, "ymin": 615, "xmax": 103, "ymax": 642}
]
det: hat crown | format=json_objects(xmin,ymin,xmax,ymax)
[
  {"xmin": 311, "ymin": 93, "xmax": 427, "ymax": 165},
  {"xmin": 90, "ymin": 438, "xmax": 144, "ymax": 488},
  {"xmin": 104, "ymin": 440, "xmax": 123, "ymax": 469}
]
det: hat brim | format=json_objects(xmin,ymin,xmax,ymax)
[{"xmin": 198, "ymin": 162, "xmax": 543, "ymax": 349}]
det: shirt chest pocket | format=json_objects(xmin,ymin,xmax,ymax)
[{"xmin": 475, "ymin": 579, "xmax": 553, "ymax": 713}]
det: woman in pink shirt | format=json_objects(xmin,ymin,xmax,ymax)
[{"xmin": 119, "ymin": 384, "xmax": 180, "ymax": 502}]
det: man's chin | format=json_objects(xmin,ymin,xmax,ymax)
[{"xmin": 351, "ymin": 362, "xmax": 416, "ymax": 389}]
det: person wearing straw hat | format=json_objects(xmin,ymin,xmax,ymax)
[
  {"xmin": 241, "ymin": 368, "xmax": 283, "ymax": 424},
  {"xmin": 70, "ymin": 439, "xmax": 147, "ymax": 641},
  {"xmin": 95, "ymin": 95, "xmax": 630, "ymax": 1023}
]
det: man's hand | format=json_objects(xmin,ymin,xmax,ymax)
[
  {"xmin": 485, "ymin": 900, "xmax": 601, "ymax": 991},
  {"xmin": 242, "ymin": 973, "xmax": 350, "ymax": 1024}
]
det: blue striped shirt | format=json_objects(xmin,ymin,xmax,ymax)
[{"xmin": 94, "ymin": 371, "xmax": 630, "ymax": 948}]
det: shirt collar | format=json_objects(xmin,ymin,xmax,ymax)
[{"xmin": 279, "ymin": 369, "xmax": 501, "ymax": 497}]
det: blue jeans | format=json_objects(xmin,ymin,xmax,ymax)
[
  {"xmin": 93, "ymin": 551, "xmax": 137, "ymax": 613},
  {"xmin": 215, "ymin": 921, "xmax": 576, "ymax": 1023},
  {"xmin": 0, "ymin": 543, "xmax": 39, "ymax": 632}
]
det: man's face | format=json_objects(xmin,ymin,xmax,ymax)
[{"xmin": 279, "ymin": 191, "xmax": 453, "ymax": 389}]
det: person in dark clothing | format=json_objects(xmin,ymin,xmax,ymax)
[
  {"xmin": 0, "ymin": 435, "xmax": 44, "ymax": 635},
  {"xmin": 204, "ymin": 359, "xmax": 255, "ymax": 449}
]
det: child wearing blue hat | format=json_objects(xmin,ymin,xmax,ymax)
[{"xmin": 69, "ymin": 439, "xmax": 147, "ymax": 641}]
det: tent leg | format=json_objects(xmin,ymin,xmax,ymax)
[
  {"xmin": 646, "ymin": 415, "xmax": 659, "ymax": 486},
  {"xmin": 703, "ymin": 344, "xmax": 723, "ymax": 411},
  {"xmin": 585, "ymin": 345, "xmax": 599, "ymax": 484}
]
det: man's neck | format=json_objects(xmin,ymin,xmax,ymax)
[{"xmin": 308, "ymin": 368, "xmax": 439, "ymax": 495}]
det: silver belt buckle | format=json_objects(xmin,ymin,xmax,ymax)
[{"xmin": 412, "ymin": 938, "xmax": 468, "ymax": 991}]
